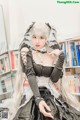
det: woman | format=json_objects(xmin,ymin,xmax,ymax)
[{"xmin": 4, "ymin": 22, "xmax": 80, "ymax": 120}]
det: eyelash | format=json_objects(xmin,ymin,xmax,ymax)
[
  {"xmin": 33, "ymin": 36, "xmax": 36, "ymax": 39},
  {"xmin": 40, "ymin": 37, "xmax": 44, "ymax": 39},
  {"xmin": 32, "ymin": 36, "xmax": 44, "ymax": 39}
]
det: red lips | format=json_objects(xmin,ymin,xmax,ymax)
[{"xmin": 36, "ymin": 45, "xmax": 40, "ymax": 47}]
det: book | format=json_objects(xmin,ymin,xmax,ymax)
[
  {"xmin": 75, "ymin": 41, "xmax": 80, "ymax": 66},
  {"xmin": 10, "ymin": 51, "xmax": 15, "ymax": 69},
  {"xmin": 65, "ymin": 68, "xmax": 75, "ymax": 76},
  {"xmin": 0, "ymin": 74, "xmax": 13, "ymax": 94},
  {"xmin": 1, "ymin": 80, "xmax": 7, "ymax": 93},
  {"xmin": 10, "ymin": 51, "xmax": 19, "ymax": 70},
  {"xmin": 65, "ymin": 74, "xmax": 80, "ymax": 93},
  {"xmin": 70, "ymin": 42, "xmax": 77, "ymax": 66},
  {"xmin": 68, "ymin": 41, "xmax": 72, "ymax": 66},
  {"xmin": 0, "ymin": 53, "xmax": 10, "ymax": 75}
]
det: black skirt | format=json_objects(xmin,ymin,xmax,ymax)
[{"xmin": 13, "ymin": 87, "xmax": 80, "ymax": 120}]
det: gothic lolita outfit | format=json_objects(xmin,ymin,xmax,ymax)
[{"xmin": 7, "ymin": 23, "xmax": 80, "ymax": 120}]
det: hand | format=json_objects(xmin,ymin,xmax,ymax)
[
  {"xmin": 49, "ymin": 49, "xmax": 62, "ymax": 57},
  {"xmin": 39, "ymin": 100, "xmax": 54, "ymax": 119}
]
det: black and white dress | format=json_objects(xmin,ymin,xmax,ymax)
[{"xmin": 13, "ymin": 38, "xmax": 80, "ymax": 120}]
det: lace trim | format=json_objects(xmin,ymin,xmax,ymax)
[{"xmin": 21, "ymin": 47, "xmax": 28, "ymax": 66}]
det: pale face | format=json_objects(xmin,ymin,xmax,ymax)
[{"xmin": 31, "ymin": 35, "xmax": 47, "ymax": 50}]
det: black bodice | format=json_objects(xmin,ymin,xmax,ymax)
[
  {"xmin": 32, "ymin": 60, "xmax": 54, "ymax": 77},
  {"xmin": 26, "ymin": 50, "xmax": 54, "ymax": 77}
]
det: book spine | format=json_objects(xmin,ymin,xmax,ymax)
[
  {"xmin": 68, "ymin": 42, "xmax": 72, "ymax": 66},
  {"xmin": 70, "ymin": 42, "xmax": 76, "ymax": 66},
  {"xmin": 10, "ymin": 52, "xmax": 15, "ymax": 69},
  {"xmin": 75, "ymin": 42, "xmax": 80, "ymax": 66}
]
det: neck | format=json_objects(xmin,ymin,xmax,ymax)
[{"xmin": 32, "ymin": 46, "xmax": 47, "ymax": 53}]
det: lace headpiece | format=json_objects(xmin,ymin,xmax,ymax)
[{"xmin": 19, "ymin": 22, "xmax": 60, "ymax": 52}]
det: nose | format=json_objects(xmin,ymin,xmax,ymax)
[{"xmin": 36, "ymin": 39, "xmax": 39, "ymax": 43}]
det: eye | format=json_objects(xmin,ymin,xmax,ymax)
[
  {"xmin": 40, "ymin": 36, "xmax": 44, "ymax": 39},
  {"xmin": 32, "ymin": 35, "xmax": 36, "ymax": 39}
]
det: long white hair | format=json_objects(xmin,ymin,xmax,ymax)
[{"xmin": 56, "ymin": 76, "xmax": 80, "ymax": 111}]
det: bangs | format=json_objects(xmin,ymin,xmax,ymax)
[
  {"xmin": 31, "ymin": 29, "xmax": 47, "ymax": 38},
  {"xmin": 30, "ymin": 23, "xmax": 50, "ymax": 38}
]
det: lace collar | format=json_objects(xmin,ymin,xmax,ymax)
[{"xmin": 32, "ymin": 46, "xmax": 47, "ymax": 53}]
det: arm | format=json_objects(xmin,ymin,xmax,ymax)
[
  {"xmin": 50, "ymin": 52, "xmax": 64, "ymax": 82},
  {"xmin": 20, "ymin": 46, "xmax": 55, "ymax": 118},
  {"xmin": 20, "ymin": 47, "xmax": 54, "ymax": 118},
  {"xmin": 20, "ymin": 47, "xmax": 43, "ymax": 105}
]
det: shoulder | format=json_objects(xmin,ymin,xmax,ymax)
[
  {"xmin": 19, "ymin": 39, "xmax": 30, "ymax": 57},
  {"xmin": 20, "ymin": 47, "xmax": 29, "ymax": 53},
  {"xmin": 19, "ymin": 37, "xmax": 31, "ymax": 51},
  {"xmin": 49, "ymin": 40, "xmax": 61, "ymax": 50}
]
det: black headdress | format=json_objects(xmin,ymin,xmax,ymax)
[{"xmin": 19, "ymin": 22, "xmax": 61, "ymax": 51}]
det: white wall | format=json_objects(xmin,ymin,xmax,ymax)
[
  {"xmin": 0, "ymin": 0, "xmax": 10, "ymax": 45},
  {"xmin": 1, "ymin": 0, "xmax": 80, "ymax": 50}
]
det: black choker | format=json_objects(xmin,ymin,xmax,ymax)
[
  {"xmin": 31, "ymin": 48, "xmax": 47, "ymax": 53},
  {"xmin": 37, "ymin": 50, "xmax": 47, "ymax": 53}
]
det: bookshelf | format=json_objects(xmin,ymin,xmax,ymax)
[
  {"xmin": 59, "ymin": 36, "xmax": 80, "ymax": 100},
  {"xmin": 0, "ymin": 50, "xmax": 18, "ymax": 102},
  {"xmin": 0, "ymin": 5, "xmax": 19, "ymax": 102}
]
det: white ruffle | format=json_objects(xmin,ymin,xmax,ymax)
[{"xmin": 19, "ymin": 76, "xmax": 60, "ymax": 109}]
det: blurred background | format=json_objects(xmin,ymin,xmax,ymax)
[
  {"xmin": 0, "ymin": 0, "xmax": 80, "ymax": 50},
  {"xmin": 0, "ymin": 0, "xmax": 80, "ymax": 113}
]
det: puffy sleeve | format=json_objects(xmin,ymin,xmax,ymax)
[
  {"xmin": 20, "ymin": 44, "xmax": 43, "ymax": 105},
  {"xmin": 49, "ymin": 40, "xmax": 61, "ymax": 50},
  {"xmin": 50, "ymin": 52, "xmax": 64, "ymax": 82}
]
